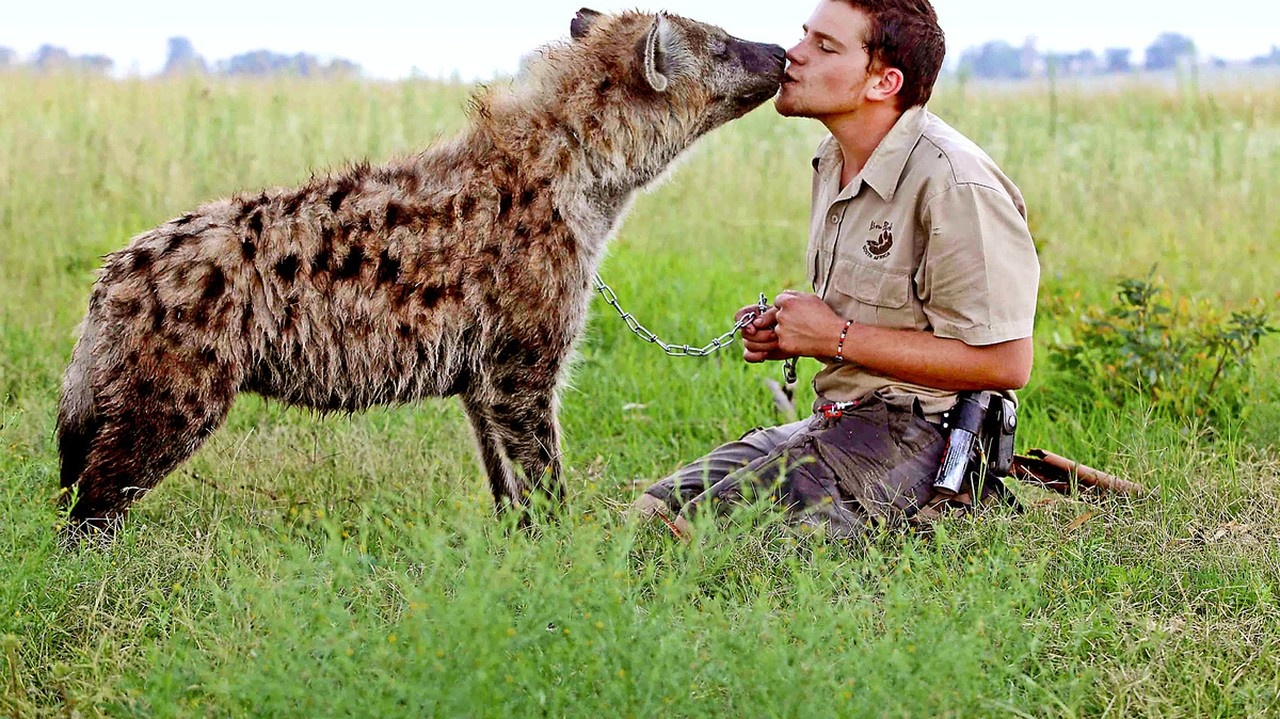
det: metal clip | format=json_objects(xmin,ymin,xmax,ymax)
[{"xmin": 818, "ymin": 400, "xmax": 859, "ymax": 419}]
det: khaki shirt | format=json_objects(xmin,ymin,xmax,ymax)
[{"xmin": 807, "ymin": 106, "xmax": 1040, "ymax": 419}]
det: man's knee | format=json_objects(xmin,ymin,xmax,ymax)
[{"xmin": 632, "ymin": 420, "xmax": 807, "ymax": 511}]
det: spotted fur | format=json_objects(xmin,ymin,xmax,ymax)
[{"xmin": 56, "ymin": 9, "xmax": 785, "ymax": 537}]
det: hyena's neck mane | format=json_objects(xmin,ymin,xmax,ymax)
[{"xmin": 470, "ymin": 75, "xmax": 696, "ymax": 239}]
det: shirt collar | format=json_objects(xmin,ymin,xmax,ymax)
[{"xmin": 809, "ymin": 105, "xmax": 930, "ymax": 203}]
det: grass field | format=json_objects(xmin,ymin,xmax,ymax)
[{"xmin": 2, "ymin": 72, "xmax": 1279, "ymax": 717}]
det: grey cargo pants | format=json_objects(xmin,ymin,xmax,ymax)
[{"xmin": 640, "ymin": 393, "xmax": 950, "ymax": 538}]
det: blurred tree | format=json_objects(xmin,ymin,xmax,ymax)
[
  {"xmin": 220, "ymin": 49, "xmax": 360, "ymax": 77},
  {"xmin": 0, "ymin": 47, "xmax": 14, "ymax": 68},
  {"xmin": 33, "ymin": 44, "xmax": 72, "ymax": 71},
  {"xmin": 326, "ymin": 58, "xmax": 362, "ymax": 78},
  {"xmin": 30, "ymin": 44, "xmax": 112, "ymax": 74},
  {"xmin": 1076, "ymin": 49, "xmax": 1098, "ymax": 68},
  {"xmin": 1104, "ymin": 47, "xmax": 1133, "ymax": 73},
  {"xmin": 1251, "ymin": 46, "xmax": 1280, "ymax": 66},
  {"xmin": 164, "ymin": 37, "xmax": 207, "ymax": 75},
  {"xmin": 1144, "ymin": 33, "xmax": 1196, "ymax": 71},
  {"xmin": 959, "ymin": 40, "xmax": 1028, "ymax": 79},
  {"xmin": 1047, "ymin": 49, "xmax": 1099, "ymax": 76},
  {"xmin": 78, "ymin": 54, "xmax": 114, "ymax": 75}
]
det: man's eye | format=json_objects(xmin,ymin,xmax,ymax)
[{"xmin": 818, "ymin": 42, "xmax": 836, "ymax": 53}]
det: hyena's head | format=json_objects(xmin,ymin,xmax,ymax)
[
  {"xmin": 570, "ymin": 8, "xmax": 785, "ymax": 130},
  {"xmin": 502, "ymin": 8, "xmax": 785, "ymax": 186}
]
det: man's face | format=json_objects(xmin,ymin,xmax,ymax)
[{"xmin": 776, "ymin": 1, "xmax": 878, "ymax": 119}]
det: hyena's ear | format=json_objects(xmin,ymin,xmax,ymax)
[
  {"xmin": 639, "ymin": 14, "xmax": 673, "ymax": 92},
  {"xmin": 570, "ymin": 8, "xmax": 603, "ymax": 40}
]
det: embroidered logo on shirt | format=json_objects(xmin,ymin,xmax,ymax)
[{"xmin": 864, "ymin": 220, "xmax": 894, "ymax": 260}]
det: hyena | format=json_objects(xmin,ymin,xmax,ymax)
[{"xmin": 57, "ymin": 8, "xmax": 785, "ymax": 536}]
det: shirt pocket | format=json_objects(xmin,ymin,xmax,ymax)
[{"xmin": 828, "ymin": 259, "xmax": 915, "ymax": 328}]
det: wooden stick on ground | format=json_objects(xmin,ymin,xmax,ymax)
[{"xmin": 1011, "ymin": 448, "xmax": 1150, "ymax": 497}]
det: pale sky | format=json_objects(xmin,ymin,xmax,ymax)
[{"xmin": 2, "ymin": 0, "xmax": 1276, "ymax": 80}]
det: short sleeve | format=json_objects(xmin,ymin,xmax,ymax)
[{"xmin": 917, "ymin": 183, "xmax": 1040, "ymax": 346}]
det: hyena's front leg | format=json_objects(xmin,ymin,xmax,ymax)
[
  {"xmin": 473, "ymin": 370, "xmax": 564, "ymax": 514},
  {"xmin": 496, "ymin": 392, "xmax": 564, "ymax": 511},
  {"xmin": 460, "ymin": 395, "xmax": 520, "ymax": 512}
]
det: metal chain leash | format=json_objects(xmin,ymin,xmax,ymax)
[
  {"xmin": 592, "ymin": 273, "xmax": 799, "ymax": 392},
  {"xmin": 592, "ymin": 274, "xmax": 763, "ymax": 357}
]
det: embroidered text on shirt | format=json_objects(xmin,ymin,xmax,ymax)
[{"xmin": 864, "ymin": 220, "xmax": 894, "ymax": 260}]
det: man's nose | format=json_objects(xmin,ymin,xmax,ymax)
[{"xmin": 785, "ymin": 45, "xmax": 804, "ymax": 66}]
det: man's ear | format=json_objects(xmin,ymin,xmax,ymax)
[
  {"xmin": 867, "ymin": 66, "xmax": 904, "ymax": 104},
  {"xmin": 638, "ymin": 14, "xmax": 672, "ymax": 92},
  {"xmin": 570, "ymin": 8, "xmax": 603, "ymax": 41}
]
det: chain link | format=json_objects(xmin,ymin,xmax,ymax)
[
  {"xmin": 782, "ymin": 356, "xmax": 798, "ymax": 386},
  {"xmin": 592, "ymin": 274, "xmax": 766, "ymax": 357},
  {"xmin": 593, "ymin": 274, "xmax": 800, "ymax": 397}
]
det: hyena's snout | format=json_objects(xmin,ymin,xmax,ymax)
[{"xmin": 726, "ymin": 40, "xmax": 787, "ymax": 110}]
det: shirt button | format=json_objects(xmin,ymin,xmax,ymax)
[{"xmin": 829, "ymin": 214, "xmax": 840, "ymax": 224}]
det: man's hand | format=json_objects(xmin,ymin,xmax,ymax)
[
  {"xmin": 736, "ymin": 302, "xmax": 788, "ymax": 363},
  {"xmin": 770, "ymin": 291, "xmax": 848, "ymax": 360},
  {"xmin": 736, "ymin": 292, "xmax": 845, "ymax": 363}
]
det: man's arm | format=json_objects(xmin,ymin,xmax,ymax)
[{"xmin": 739, "ymin": 290, "xmax": 1033, "ymax": 391}]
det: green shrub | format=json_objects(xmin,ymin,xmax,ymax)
[{"xmin": 1047, "ymin": 272, "xmax": 1275, "ymax": 423}]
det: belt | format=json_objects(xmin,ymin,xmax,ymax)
[{"xmin": 816, "ymin": 397, "xmax": 949, "ymax": 434}]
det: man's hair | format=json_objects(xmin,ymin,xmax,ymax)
[{"xmin": 839, "ymin": 0, "xmax": 945, "ymax": 109}]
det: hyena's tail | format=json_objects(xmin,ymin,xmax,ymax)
[{"xmin": 57, "ymin": 317, "xmax": 102, "ymax": 500}]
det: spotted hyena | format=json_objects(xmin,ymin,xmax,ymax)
[{"xmin": 56, "ymin": 8, "xmax": 785, "ymax": 536}]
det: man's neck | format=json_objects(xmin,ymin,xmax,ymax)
[{"xmin": 823, "ymin": 104, "xmax": 904, "ymax": 189}]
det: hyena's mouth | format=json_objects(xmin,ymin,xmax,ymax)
[{"xmin": 737, "ymin": 84, "xmax": 781, "ymax": 109}]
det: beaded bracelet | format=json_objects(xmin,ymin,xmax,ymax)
[{"xmin": 835, "ymin": 319, "xmax": 854, "ymax": 363}]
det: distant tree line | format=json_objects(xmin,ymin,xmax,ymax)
[
  {"xmin": 0, "ymin": 44, "xmax": 114, "ymax": 74},
  {"xmin": 3, "ymin": 33, "xmax": 1276, "ymax": 81},
  {"xmin": 959, "ymin": 33, "xmax": 1280, "ymax": 80},
  {"xmin": 162, "ymin": 37, "xmax": 361, "ymax": 78},
  {"xmin": 0, "ymin": 37, "xmax": 361, "ymax": 78}
]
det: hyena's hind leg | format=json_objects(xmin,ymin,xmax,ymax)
[{"xmin": 60, "ymin": 349, "xmax": 238, "ymax": 539}]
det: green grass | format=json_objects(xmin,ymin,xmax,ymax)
[{"xmin": 3, "ymin": 73, "xmax": 1279, "ymax": 717}]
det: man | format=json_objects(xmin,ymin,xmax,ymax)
[{"xmin": 632, "ymin": 0, "xmax": 1040, "ymax": 538}]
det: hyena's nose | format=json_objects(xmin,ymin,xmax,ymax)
[
  {"xmin": 766, "ymin": 44, "xmax": 787, "ymax": 77},
  {"xmin": 737, "ymin": 41, "xmax": 788, "ymax": 80},
  {"xmin": 749, "ymin": 43, "xmax": 786, "ymax": 78}
]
